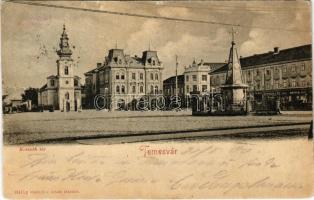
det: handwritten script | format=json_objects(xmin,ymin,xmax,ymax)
[{"xmin": 4, "ymin": 139, "xmax": 313, "ymax": 198}]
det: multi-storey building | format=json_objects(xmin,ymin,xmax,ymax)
[
  {"xmin": 184, "ymin": 60, "xmax": 225, "ymax": 95},
  {"xmin": 84, "ymin": 48, "xmax": 163, "ymax": 110},
  {"xmin": 38, "ymin": 25, "xmax": 82, "ymax": 111},
  {"xmin": 163, "ymin": 75, "xmax": 185, "ymax": 97},
  {"xmin": 210, "ymin": 44, "xmax": 312, "ymax": 110}
]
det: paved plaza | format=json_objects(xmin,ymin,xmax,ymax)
[{"xmin": 3, "ymin": 110, "xmax": 312, "ymax": 144}]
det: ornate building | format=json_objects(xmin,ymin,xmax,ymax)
[
  {"xmin": 84, "ymin": 48, "xmax": 163, "ymax": 110},
  {"xmin": 184, "ymin": 60, "xmax": 225, "ymax": 95},
  {"xmin": 38, "ymin": 25, "xmax": 82, "ymax": 111},
  {"xmin": 210, "ymin": 44, "xmax": 312, "ymax": 110}
]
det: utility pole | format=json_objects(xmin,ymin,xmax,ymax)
[{"xmin": 175, "ymin": 55, "xmax": 178, "ymax": 104}]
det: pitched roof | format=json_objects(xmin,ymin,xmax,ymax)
[
  {"xmin": 210, "ymin": 44, "xmax": 312, "ymax": 74},
  {"xmin": 39, "ymin": 84, "xmax": 47, "ymax": 92},
  {"xmin": 47, "ymin": 75, "xmax": 57, "ymax": 79},
  {"xmin": 163, "ymin": 75, "xmax": 184, "ymax": 85}
]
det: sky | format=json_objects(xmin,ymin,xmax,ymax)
[{"xmin": 2, "ymin": 1, "xmax": 311, "ymax": 99}]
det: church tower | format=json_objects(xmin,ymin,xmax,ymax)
[{"xmin": 56, "ymin": 25, "xmax": 77, "ymax": 111}]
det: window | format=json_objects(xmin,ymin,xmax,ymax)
[
  {"xmin": 116, "ymin": 73, "xmax": 120, "ymax": 80},
  {"xmin": 301, "ymin": 63, "xmax": 305, "ymax": 71},
  {"xmin": 155, "ymin": 86, "xmax": 158, "ymax": 94},
  {"xmin": 65, "ymin": 80, "xmax": 69, "ymax": 84},
  {"xmin": 186, "ymin": 85, "xmax": 190, "ymax": 93},
  {"xmin": 65, "ymin": 92, "xmax": 69, "ymax": 100},
  {"xmin": 132, "ymin": 86, "xmax": 136, "ymax": 93},
  {"xmin": 140, "ymin": 73, "xmax": 143, "ymax": 80},
  {"xmin": 292, "ymin": 80, "xmax": 296, "ymax": 87},
  {"xmin": 150, "ymin": 73, "xmax": 154, "ymax": 80},
  {"xmin": 275, "ymin": 67, "xmax": 279, "ymax": 74},
  {"xmin": 121, "ymin": 74, "xmax": 125, "ymax": 80},
  {"xmin": 74, "ymin": 79, "xmax": 78, "ymax": 86},
  {"xmin": 291, "ymin": 65, "xmax": 296, "ymax": 72},
  {"xmin": 140, "ymin": 86, "xmax": 144, "ymax": 93},
  {"xmin": 152, "ymin": 60, "xmax": 156, "ymax": 65},
  {"xmin": 116, "ymin": 85, "xmax": 120, "ymax": 93},
  {"xmin": 193, "ymin": 85, "xmax": 197, "ymax": 92},
  {"xmin": 202, "ymin": 75, "xmax": 207, "ymax": 81},
  {"xmin": 50, "ymin": 80, "xmax": 54, "ymax": 87},
  {"xmin": 283, "ymin": 66, "xmax": 287, "ymax": 73},
  {"xmin": 155, "ymin": 73, "xmax": 158, "ymax": 80},
  {"xmin": 266, "ymin": 82, "xmax": 271, "ymax": 89},
  {"xmin": 283, "ymin": 80, "xmax": 287, "ymax": 88},
  {"xmin": 132, "ymin": 73, "xmax": 136, "ymax": 80},
  {"xmin": 202, "ymin": 85, "xmax": 207, "ymax": 92},
  {"xmin": 266, "ymin": 69, "xmax": 271, "ymax": 75},
  {"xmin": 64, "ymin": 66, "xmax": 69, "ymax": 75},
  {"xmin": 151, "ymin": 85, "xmax": 154, "ymax": 93},
  {"xmin": 186, "ymin": 75, "xmax": 189, "ymax": 82},
  {"xmin": 192, "ymin": 75, "xmax": 197, "ymax": 81},
  {"xmin": 121, "ymin": 85, "xmax": 125, "ymax": 93},
  {"xmin": 105, "ymin": 73, "xmax": 109, "ymax": 82}
]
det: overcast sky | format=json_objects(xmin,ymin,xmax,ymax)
[{"xmin": 2, "ymin": 1, "xmax": 311, "ymax": 98}]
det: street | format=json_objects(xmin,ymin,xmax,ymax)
[{"xmin": 3, "ymin": 110, "xmax": 312, "ymax": 145}]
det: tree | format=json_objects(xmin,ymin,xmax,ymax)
[{"xmin": 22, "ymin": 87, "xmax": 39, "ymax": 106}]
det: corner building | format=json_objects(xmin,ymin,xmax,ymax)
[
  {"xmin": 85, "ymin": 48, "xmax": 163, "ymax": 110},
  {"xmin": 210, "ymin": 44, "xmax": 312, "ymax": 110}
]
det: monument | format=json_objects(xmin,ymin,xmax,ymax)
[{"xmin": 220, "ymin": 27, "xmax": 249, "ymax": 114}]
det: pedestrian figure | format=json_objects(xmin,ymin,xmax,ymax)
[
  {"xmin": 276, "ymin": 99, "xmax": 281, "ymax": 114},
  {"xmin": 308, "ymin": 120, "xmax": 313, "ymax": 139}
]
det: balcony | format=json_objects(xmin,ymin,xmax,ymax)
[
  {"xmin": 282, "ymin": 72, "xmax": 288, "ymax": 79},
  {"xmin": 264, "ymin": 74, "xmax": 271, "ymax": 81},
  {"xmin": 254, "ymin": 74, "xmax": 261, "ymax": 81}
]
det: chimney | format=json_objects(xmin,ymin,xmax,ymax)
[
  {"xmin": 274, "ymin": 47, "xmax": 279, "ymax": 54},
  {"xmin": 97, "ymin": 63, "xmax": 102, "ymax": 68}
]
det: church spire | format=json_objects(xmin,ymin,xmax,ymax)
[
  {"xmin": 57, "ymin": 24, "xmax": 72, "ymax": 58},
  {"xmin": 225, "ymin": 27, "xmax": 243, "ymax": 85}
]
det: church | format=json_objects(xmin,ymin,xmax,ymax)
[{"xmin": 38, "ymin": 25, "xmax": 82, "ymax": 111}]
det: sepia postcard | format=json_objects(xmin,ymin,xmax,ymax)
[{"xmin": 2, "ymin": 0, "xmax": 314, "ymax": 198}]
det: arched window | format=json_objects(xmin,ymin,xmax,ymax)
[
  {"xmin": 116, "ymin": 73, "xmax": 120, "ymax": 80},
  {"xmin": 116, "ymin": 85, "xmax": 120, "ymax": 93},
  {"xmin": 132, "ymin": 86, "xmax": 136, "ymax": 93},
  {"xmin": 140, "ymin": 73, "xmax": 143, "ymax": 80},
  {"xmin": 74, "ymin": 79, "xmax": 78, "ymax": 86},
  {"xmin": 64, "ymin": 66, "xmax": 69, "ymax": 75},
  {"xmin": 121, "ymin": 73, "xmax": 125, "ymax": 80},
  {"xmin": 150, "ymin": 73, "xmax": 154, "ymax": 80},
  {"xmin": 50, "ymin": 80, "xmax": 55, "ymax": 87},
  {"xmin": 155, "ymin": 73, "xmax": 158, "ymax": 80},
  {"xmin": 155, "ymin": 86, "xmax": 158, "ymax": 94},
  {"xmin": 140, "ymin": 86, "xmax": 144, "ymax": 93},
  {"xmin": 121, "ymin": 85, "xmax": 125, "ymax": 93},
  {"xmin": 150, "ymin": 85, "xmax": 154, "ymax": 93}
]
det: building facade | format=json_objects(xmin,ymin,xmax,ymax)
[
  {"xmin": 84, "ymin": 48, "xmax": 163, "ymax": 110},
  {"xmin": 38, "ymin": 25, "xmax": 82, "ymax": 111},
  {"xmin": 184, "ymin": 60, "xmax": 225, "ymax": 95},
  {"xmin": 210, "ymin": 44, "xmax": 312, "ymax": 110},
  {"xmin": 163, "ymin": 75, "xmax": 185, "ymax": 97}
]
